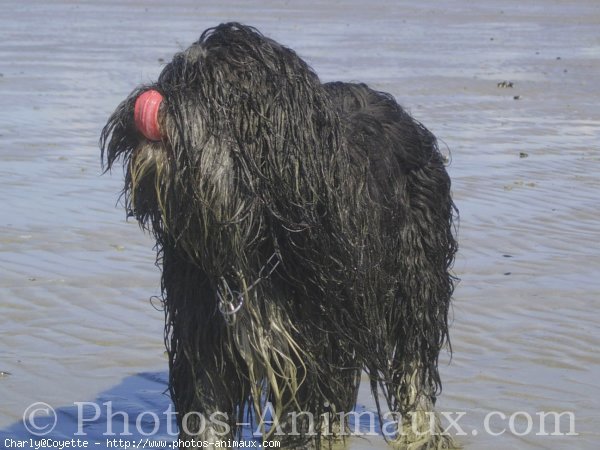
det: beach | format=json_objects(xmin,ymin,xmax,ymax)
[{"xmin": 1, "ymin": 0, "xmax": 599, "ymax": 448}]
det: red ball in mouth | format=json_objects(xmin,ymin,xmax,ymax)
[{"xmin": 134, "ymin": 89, "xmax": 164, "ymax": 141}]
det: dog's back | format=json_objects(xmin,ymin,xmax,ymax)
[{"xmin": 324, "ymin": 81, "xmax": 444, "ymax": 187}]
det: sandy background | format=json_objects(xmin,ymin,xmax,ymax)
[{"xmin": 1, "ymin": 0, "xmax": 599, "ymax": 448}]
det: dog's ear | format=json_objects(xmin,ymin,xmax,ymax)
[{"xmin": 100, "ymin": 86, "xmax": 155, "ymax": 172}]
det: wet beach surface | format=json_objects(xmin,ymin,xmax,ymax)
[{"xmin": 1, "ymin": 1, "xmax": 599, "ymax": 448}]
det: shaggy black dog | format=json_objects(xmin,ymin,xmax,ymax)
[{"xmin": 101, "ymin": 23, "xmax": 458, "ymax": 449}]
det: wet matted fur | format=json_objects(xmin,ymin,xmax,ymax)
[{"xmin": 101, "ymin": 23, "xmax": 458, "ymax": 449}]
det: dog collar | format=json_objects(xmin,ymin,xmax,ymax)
[
  {"xmin": 217, "ymin": 253, "xmax": 281, "ymax": 322},
  {"xmin": 134, "ymin": 89, "xmax": 163, "ymax": 141}
]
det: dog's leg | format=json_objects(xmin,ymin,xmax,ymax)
[
  {"xmin": 389, "ymin": 364, "xmax": 459, "ymax": 450},
  {"xmin": 171, "ymin": 337, "xmax": 252, "ymax": 449},
  {"xmin": 273, "ymin": 332, "xmax": 361, "ymax": 449},
  {"xmin": 173, "ymin": 368, "xmax": 236, "ymax": 448},
  {"xmin": 385, "ymin": 170, "xmax": 459, "ymax": 450},
  {"xmin": 161, "ymin": 248, "xmax": 250, "ymax": 449},
  {"xmin": 169, "ymin": 336, "xmax": 239, "ymax": 448},
  {"xmin": 318, "ymin": 340, "xmax": 362, "ymax": 441}
]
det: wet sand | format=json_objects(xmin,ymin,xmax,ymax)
[{"xmin": 1, "ymin": 0, "xmax": 599, "ymax": 448}]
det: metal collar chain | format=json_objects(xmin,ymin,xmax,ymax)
[{"xmin": 217, "ymin": 253, "xmax": 280, "ymax": 321}]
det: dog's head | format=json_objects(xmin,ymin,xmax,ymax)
[{"xmin": 101, "ymin": 23, "xmax": 344, "ymax": 274}]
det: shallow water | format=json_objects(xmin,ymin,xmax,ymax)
[{"xmin": 1, "ymin": 0, "xmax": 599, "ymax": 448}]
